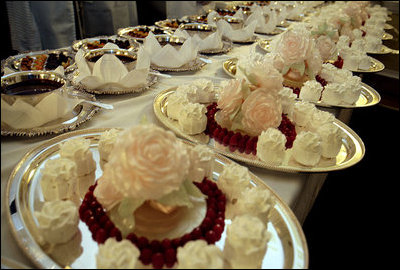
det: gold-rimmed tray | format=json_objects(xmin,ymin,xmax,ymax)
[
  {"xmin": 4, "ymin": 49, "xmax": 76, "ymax": 73},
  {"xmin": 154, "ymin": 88, "xmax": 365, "ymax": 173},
  {"xmin": 345, "ymin": 57, "xmax": 385, "ymax": 73},
  {"xmin": 5, "ymin": 127, "xmax": 308, "ymax": 269},
  {"xmin": 222, "ymin": 58, "xmax": 381, "ymax": 108},
  {"xmin": 1, "ymin": 88, "xmax": 99, "ymax": 137},
  {"xmin": 367, "ymin": 44, "xmax": 399, "ymax": 55},
  {"xmin": 382, "ymin": 32, "xmax": 393, "ymax": 40}
]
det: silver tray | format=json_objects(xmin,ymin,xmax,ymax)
[
  {"xmin": 3, "ymin": 49, "xmax": 76, "ymax": 73},
  {"xmin": 229, "ymin": 35, "xmax": 258, "ymax": 44},
  {"xmin": 71, "ymin": 35, "xmax": 140, "ymax": 52},
  {"xmin": 255, "ymin": 27, "xmax": 285, "ymax": 36},
  {"xmin": 155, "ymin": 18, "xmax": 191, "ymax": 30},
  {"xmin": 1, "ymin": 88, "xmax": 99, "ymax": 137},
  {"xmin": 222, "ymin": 58, "xmax": 381, "ymax": 108},
  {"xmin": 199, "ymin": 40, "xmax": 233, "ymax": 55},
  {"xmin": 150, "ymin": 57, "xmax": 207, "ymax": 72},
  {"xmin": 154, "ymin": 87, "xmax": 365, "ymax": 173},
  {"xmin": 117, "ymin": 26, "xmax": 173, "ymax": 42},
  {"xmin": 67, "ymin": 68, "xmax": 159, "ymax": 95},
  {"xmin": 5, "ymin": 127, "xmax": 308, "ymax": 268}
]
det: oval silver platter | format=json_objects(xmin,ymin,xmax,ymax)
[
  {"xmin": 71, "ymin": 35, "xmax": 139, "ymax": 52},
  {"xmin": 222, "ymin": 58, "xmax": 381, "ymax": 108},
  {"xmin": 154, "ymin": 88, "xmax": 365, "ymax": 173},
  {"xmin": 6, "ymin": 127, "xmax": 308, "ymax": 269},
  {"xmin": 1, "ymin": 89, "xmax": 99, "ymax": 137}
]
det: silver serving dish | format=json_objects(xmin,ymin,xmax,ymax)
[
  {"xmin": 5, "ymin": 128, "xmax": 308, "ymax": 268},
  {"xmin": 84, "ymin": 48, "xmax": 137, "ymax": 64},
  {"xmin": 153, "ymin": 35, "xmax": 186, "ymax": 47},
  {"xmin": 3, "ymin": 49, "xmax": 76, "ymax": 73},
  {"xmin": 72, "ymin": 35, "xmax": 139, "ymax": 52},
  {"xmin": 1, "ymin": 71, "xmax": 99, "ymax": 136},
  {"xmin": 155, "ymin": 18, "xmax": 191, "ymax": 30},
  {"xmin": 117, "ymin": 25, "xmax": 172, "ymax": 42},
  {"xmin": 178, "ymin": 23, "xmax": 217, "ymax": 33}
]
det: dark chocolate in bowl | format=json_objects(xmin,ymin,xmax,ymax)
[{"xmin": 1, "ymin": 71, "xmax": 67, "ymax": 106}]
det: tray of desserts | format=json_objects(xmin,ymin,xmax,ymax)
[
  {"xmin": 222, "ymin": 58, "xmax": 381, "ymax": 108},
  {"xmin": 366, "ymin": 44, "xmax": 399, "ymax": 55},
  {"xmin": 155, "ymin": 18, "xmax": 191, "ymax": 30},
  {"xmin": 326, "ymin": 56, "xmax": 385, "ymax": 73},
  {"xmin": 117, "ymin": 25, "xmax": 173, "ymax": 42},
  {"xmin": 6, "ymin": 127, "xmax": 308, "ymax": 268},
  {"xmin": 1, "ymin": 70, "xmax": 99, "ymax": 137},
  {"xmin": 154, "ymin": 86, "xmax": 365, "ymax": 173},
  {"xmin": 71, "ymin": 35, "xmax": 140, "ymax": 52}
]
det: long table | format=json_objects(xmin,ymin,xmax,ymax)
[{"xmin": 1, "ymin": 35, "xmax": 350, "ymax": 268}]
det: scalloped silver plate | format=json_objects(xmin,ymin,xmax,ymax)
[
  {"xmin": 199, "ymin": 40, "xmax": 233, "ymax": 55},
  {"xmin": 1, "ymin": 89, "xmax": 99, "ymax": 137},
  {"xmin": 150, "ymin": 57, "xmax": 207, "ymax": 72}
]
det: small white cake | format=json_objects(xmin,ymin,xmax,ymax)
[
  {"xmin": 316, "ymin": 122, "xmax": 343, "ymax": 158},
  {"xmin": 98, "ymin": 128, "xmax": 120, "ymax": 163},
  {"xmin": 351, "ymin": 39, "xmax": 366, "ymax": 53},
  {"xmin": 342, "ymin": 76, "xmax": 362, "ymax": 105},
  {"xmin": 96, "ymin": 238, "xmax": 140, "ymax": 269},
  {"xmin": 178, "ymin": 102, "xmax": 207, "ymax": 135},
  {"xmin": 278, "ymin": 87, "xmax": 297, "ymax": 117},
  {"xmin": 177, "ymin": 240, "xmax": 224, "ymax": 269},
  {"xmin": 256, "ymin": 128, "xmax": 287, "ymax": 165},
  {"xmin": 292, "ymin": 131, "xmax": 322, "ymax": 166},
  {"xmin": 321, "ymin": 83, "xmax": 345, "ymax": 105},
  {"xmin": 40, "ymin": 158, "xmax": 78, "ymax": 202},
  {"xmin": 292, "ymin": 101, "xmax": 317, "ymax": 127},
  {"xmin": 299, "ymin": 80, "xmax": 323, "ymax": 102},
  {"xmin": 59, "ymin": 137, "xmax": 96, "ymax": 176},
  {"xmin": 224, "ymin": 214, "xmax": 270, "ymax": 269},
  {"xmin": 364, "ymin": 35, "xmax": 382, "ymax": 52},
  {"xmin": 233, "ymin": 187, "xmax": 273, "ymax": 223},
  {"xmin": 34, "ymin": 200, "xmax": 79, "ymax": 244},
  {"xmin": 319, "ymin": 63, "xmax": 340, "ymax": 83},
  {"xmin": 358, "ymin": 54, "xmax": 372, "ymax": 70},
  {"xmin": 307, "ymin": 109, "xmax": 336, "ymax": 133},
  {"xmin": 175, "ymin": 79, "xmax": 216, "ymax": 104},
  {"xmin": 331, "ymin": 68, "xmax": 353, "ymax": 84},
  {"xmin": 187, "ymin": 144, "xmax": 215, "ymax": 183},
  {"xmin": 217, "ymin": 163, "xmax": 252, "ymax": 203},
  {"xmin": 166, "ymin": 92, "xmax": 190, "ymax": 120}
]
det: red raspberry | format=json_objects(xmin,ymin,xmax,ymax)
[
  {"xmin": 126, "ymin": 233, "xmax": 138, "ymax": 244},
  {"xmin": 152, "ymin": 252, "xmax": 165, "ymax": 268},
  {"xmin": 206, "ymin": 209, "xmax": 216, "ymax": 221},
  {"xmin": 200, "ymin": 217, "xmax": 213, "ymax": 232},
  {"xmin": 213, "ymin": 223, "xmax": 224, "ymax": 236},
  {"xmin": 86, "ymin": 216, "xmax": 96, "ymax": 227},
  {"xmin": 164, "ymin": 248, "xmax": 176, "ymax": 268},
  {"xmin": 245, "ymin": 138, "xmax": 254, "ymax": 154},
  {"xmin": 82, "ymin": 209, "xmax": 93, "ymax": 222},
  {"xmin": 140, "ymin": 248, "xmax": 152, "ymax": 265},
  {"xmin": 150, "ymin": 240, "xmax": 161, "ymax": 253},
  {"xmin": 205, "ymin": 230, "xmax": 217, "ymax": 244},
  {"xmin": 161, "ymin": 238, "xmax": 172, "ymax": 251},
  {"xmin": 215, "ymin": 217, "xmax": 225, "ymax": 226},
  {"xmin": 190, "ymin": 227, "xmax": 203, "ymax": 239},
  {"xmin": 95, "ymin": 228, "xmax": 108, "ymax": 244},
  {"xmin": 212, "ymin": 127, "xmax": 220, "ymax": 139},
  {"xmin": 109, "ymin": 227, "xmax": 122, "ymax": 241},
  {"xmin": 222, "ymin": 134, "xmax": 231, "ymax": 146},
  {"xmin": 180, "ymin": 233, "xmax": 191, "ymax": 246},
  {"xmin": 137, "ymin": 236, "xmax": 149, "ymax": 249}
]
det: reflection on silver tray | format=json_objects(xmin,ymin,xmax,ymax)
[
  {"xmin": 229, "ymin": 35, "xmax": 258, "ymax": 44},
  {"xmin": 151, "ymin": 57, "xmax": 207, "ymax": 72},
  {"xmin": 382, "ymin": 32, "xmax": 393, "ymax": 40},
  {"xmin": 1, "ymin": 88, "xmax": 99, "ymax": 137},
  {"xmin": 367, "ymin": 44, "xmax": 399, "ymax": 55},
  {"xmin": 67, "ymin": 69, "xmax": 158, "ymax": 95},
  {"xmin": 222, "ymin": 58, "xmax": 381, "ymax": 109},
  {"xmin": 199, "ymin": 40, "xmax": 233, "ymax": 55},
  {"xmin": 154, "ymin": 88, "xmax": 365, "ymax": 173},
  {"xmin": 255, "ymin": 27, "xmax": 284, "ymax": 36},
  {"xmin": 5, "ymin": 127, "xmax": 308, "ymax": 268},
  {"xmin": 3, "ymin": 49, "xmax": 76, "ymax": 73},
  {"xmin": 71, "ymin": 35, "xmax": 140, "ymax": 52},
  {"xmin": 384, "ymin": 23, "xmax": 393, "ymax": 30},
  {"xmin": 257, "ymin": 39, "xmax": 272, "ymax": 52}
]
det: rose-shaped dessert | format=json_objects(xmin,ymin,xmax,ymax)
[
  {"xmin": 276, "ymin": 29, "xmax": 312, "ymax": 66},
  {"xmin": 217, "ymin": 79, "xmax": 244, "ymax": 116},
  {"xmin": 96, "ymin": 124, "xmax": 190, "ymax": 201},
  {"xmin": 96, "ymin": 238, "xmax": 140, "ymax": 269},
  {"xmin": 241, "ymin": 89, "xmax": 282, "ymax": 136},
  {"xmin": 243, "ymin": 61, "xmax": 283, "ymax": 95}
]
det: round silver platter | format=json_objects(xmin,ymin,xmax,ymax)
[{"xmin": 71, "ymin": 35, "xmax": 140, "ymax": 52}]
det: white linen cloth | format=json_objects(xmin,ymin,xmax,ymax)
[
  {"xmin": 173, "ymin": 29, "xmax": 224, "ymax": 51},
  {"xmin": 216, "ymin": 20, "xmax": 257, "ymax": 42},
  {"xmin": 143, "ymin": 32, "xmax": 199, "ymax": 68}
]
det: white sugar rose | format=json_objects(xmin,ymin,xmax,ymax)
[
  {"xmin": 102, "ymin": 124, "xmax": 190, "ymax": 200},
  {"xmin": 96, "ymin": 238, "xmax": 140, "ymax": 269},
  {"xmin": 276, "ymin": 29, "xmax": 312, "ymax": 65}
]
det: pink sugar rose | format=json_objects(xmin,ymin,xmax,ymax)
[
  {"xmin": 217, "ymin": 79, "xmax": 244, "ymax": 116},
  {"xmin": 97, "ymin": 124, "xmax": 190, "ymax": 201},
  {"xmin": 94, "ymin": 168, "xmax": 124, "ymax": 210},
  {"xmin": 276, "ymin": 30, "xmax": 312, "ymax": 66},
  {"xmin": 241, "ymin": 89, "xmax": 282, "ymax": 136}
]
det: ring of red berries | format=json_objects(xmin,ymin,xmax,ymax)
[
  {"xmin": 79, "ymin": 177, "xmax": 226, "ymax": 269},
  {"xmin": 205, "ymin": 103, "xmax": 296, "ymax": 153}
]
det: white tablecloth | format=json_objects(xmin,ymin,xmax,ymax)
[{"xmin": 1, "ymin": 39, "xmax": 336, "ymax": 268}]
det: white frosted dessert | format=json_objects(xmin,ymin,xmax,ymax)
[
  {"xmin": 187, "ymin": 144, "xmax": 214, "ymax": 183},
  {"xmin": 166, "ymin": 92, "xmax": 190, "ymax": 120},
  {"xmin": 292, "ymin": 131, "xmax": 322, "ymax": 166},
  {"xmin": 59, "ymin": 137, "xmax": 96, "ymax": 176},
  {"xmin": 177, "ymin": 102, "xmax": 207, "ymax": 135},
  {"xmin": 191, "ymin": 78, "xmax": 216, "ymax": 103},
  {"xmin": 40, "ymin": 158, "xmax": 78, "ymax": 202},
  {"xmin": 98, "ymin": 128, "xmax": 120, "ymax": 163},
  {"xmin": 307, "ymin": 109, "xmax": 335, "ymax": 133},
  {"xmin": 358, "ymin": 55, "xmax": 372, "ymax": 70},
  {"xmin": 342, "ymin": 76, "xmax": 362, "ymax": 105},
  {"xmin": 256, "ymin": 128, "xmax": 287, "ymax": 165},
  {"xmin": 34, "ymin": 200, "xmax": 79, "ymax": 244},
  {"xmin": 292, "ymin": 101, "xmax": 317, "ymax": 127},
  {"xmin": 331, "ymin": 68, "xmax": 353, "ymax": 84},
  {"xmin": 96, "ymin": 238, "xmax": 140, "ymax": 269},
  {"xmin": 321, "ymin": 83, "xmax": 345, "ymax": 105},
  {"xmin": 177, "ymin": 240, "xmax": 224, "ymax": 269},
  {"xmin": 364, "ymin": 35, "xmax": 382, "ymax": 52},
  {"xmin": 224, "ymin": 214, "xmax": 270, "ymax": 269},
  {"xmin": 217, "ymin": 163, "xmax": 252, "ymax": 203},
  {"xmin": 319, "ymin": 63, "xmax": 340, "ymax": 83},
  {"xmin": 233, "ymin": 187, "xmax": 273, "ymax": 223},
  {"xmin": 316, "ymin": 122, "xmax": 343, "ymax": 158},
  {"xmin": 351, "ymin": 39, "xmax": 366, "ymax": 53},
  {"xmin": 278, "ymin": 87, "xmax": 297, "ymax": 117},
  {"xmin": 299, "ymin": 80, "xmax": 323, "ymax": 102}
]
